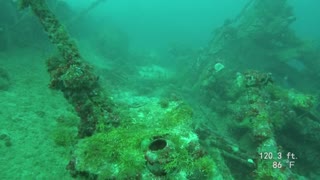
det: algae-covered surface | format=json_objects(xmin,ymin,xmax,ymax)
[{"xmin": 1, "ymin": 0, "xmax": 320, "ymax": 179}]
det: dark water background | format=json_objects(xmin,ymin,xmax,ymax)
[
  {"xmin": 65, "ymin": 0, "xmax": 320, "ymax": 50},
  {"xmin": 291, "ymin": 0, "xmax": 320, "ymax": 40}
]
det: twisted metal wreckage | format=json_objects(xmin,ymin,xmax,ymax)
[{"xmin": 19, "ymin": 0, "xmax": 319, "ymax": 179}]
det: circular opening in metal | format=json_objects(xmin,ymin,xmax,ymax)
[{"xmin": 149, "ymin": 139, "xmax": 167, "ymax": 151}]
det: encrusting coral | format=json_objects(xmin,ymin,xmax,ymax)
[{"xmin": 19, "ymin": 0, "xmax": 115, "ymax": 138}]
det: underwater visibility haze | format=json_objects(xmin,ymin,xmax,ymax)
[{"xmin": 0, "ymin": 0, "xmax": 320, "ymax": 179}]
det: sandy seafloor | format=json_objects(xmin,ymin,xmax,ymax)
[
  {"xmin": 0, "ymin": 48, "xmax": 74, "ymax": 179},
  {"xmin": 0, "ymin": 38, "xmax": 228, "ymax": 179},
  {"xmin": 0, "ymin": 46, "xmax": 172, "ymax": 179}
]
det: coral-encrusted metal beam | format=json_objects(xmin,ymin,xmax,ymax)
[{"xmin": 19, "ymin": 0, "xmax": 115, "ymax": 138}]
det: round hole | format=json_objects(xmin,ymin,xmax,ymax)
[{"xmin": 149, "ymin": 139, "xmax": 167, "ymax": 151}]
